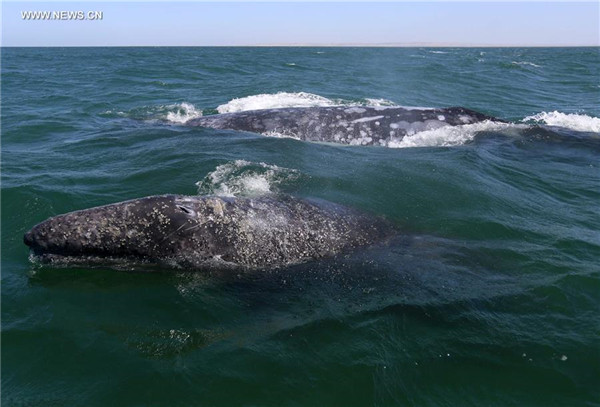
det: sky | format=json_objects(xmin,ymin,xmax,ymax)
[{"xmin": 1, "ymin": 1, "xmax": 599, "ymax": 47}]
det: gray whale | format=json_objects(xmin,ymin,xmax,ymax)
[
  {"xmin": 186, "ymin": 106, "xmax": 502, "ymax": 146},
  {"xmin": 24, "ymin": 195, "xmax": 394, "ymax": 270}
]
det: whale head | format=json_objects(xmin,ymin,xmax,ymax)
[{"xmin": 23, "ymin": 195, "xmax": 226, "ymax": 268}]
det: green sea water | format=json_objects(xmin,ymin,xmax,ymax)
[{"xmin": 2, "ymin": 47, "xmax": 600, "ymax": 406}]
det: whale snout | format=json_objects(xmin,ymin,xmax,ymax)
[
  {"xmin": 24, "ymin": 223, "xmax": 51, "ymax": 252},
  {"xmin": 22, "ymin": 195, "xmax": 195, "ymax": 263},
  {"xmin": 24, "ymin": 218, "xmax": 78, "ymax": 256},
  {"xmin": 23, "ymin": 229, "xmax": 35, "ymax": 247}
]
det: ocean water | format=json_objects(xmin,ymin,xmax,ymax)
[{"xmin": 2, "ymin": 47, "xmax": 599, "ymax": 406}]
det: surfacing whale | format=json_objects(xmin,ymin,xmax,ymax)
[
  {"xmin": 24, "ymin": 195, "xmax": 394, "ymax": 270},
  {"xmin": 186, "ymin": 106, "xmax": 502, "ymax": 146}
]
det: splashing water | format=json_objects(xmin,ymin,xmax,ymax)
[
  {"xmin": 165, "ymin": 102, "xmax": 203, "ymax": 123},
  {"xmin": 216, "ymin": 92, "xmax": 398, "ymax": 113},
  {"xmin": 523, "ymin": 111, "xmax": 600, "ymax": 133},
  {"xmin": 195, "ymin": 160, "xmax": 303, "ymax": 197},
  {"xmin": 217, "ymin": 92, "xmax": 339, "ymax": 113},
  {"xmin": 102, "ymin": 102, "xmax": 203, "ymax": 123},
  {"xmin": 388, "ymin": 121, "xmax": 524, "ymax": 148}
]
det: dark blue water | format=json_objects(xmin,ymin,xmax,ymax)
[{"xmin": 2, "ymin": 47, "xmax": 600, "ymax": 406}]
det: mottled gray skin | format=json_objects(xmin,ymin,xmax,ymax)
[
  {"xmin": 24, "ymin": 195, "xmax": 394, "ymax": 270},
  {"xmin": 186, "ymin": 106, "xmax": 502, "ymax": 146}
]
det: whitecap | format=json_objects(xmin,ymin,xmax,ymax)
[{"xmin": 511, "ymin": 61, "xmax": 541, "ymax": 68}]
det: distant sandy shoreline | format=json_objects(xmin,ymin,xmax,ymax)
[
  {"xmin": 2, "ymin": 44, "xmax": 598, "ymax": 48},
  {"xmin": 254, "ymin": 43, "xmax": 598, "ymax": 48}
]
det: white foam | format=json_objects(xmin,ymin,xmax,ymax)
[
  {"xmin": 387, "ymin": 121, "xmax": 521, "ymax": 148},
  {"xmin": 262, "ymin": 130, "xmax": 301, "ymax": 140},
  {"xmin": 102, "ymin": 109, "xmax": 128, "ymax": 117},
  {"xmin": 165, "ymin": 102, "xmax": 203, "ymax": 123},
  {"xmin": 216, "ymin": 92, "xmax": 404, "ymax": 114},
  {"xmin": 511, "ymin": 61, "xmax": 541, "ymax": 68},
  {"xmin": 216, "ymin": 92, "xmax": 339, "ymax": 113},
  {"xmin": 364, "ymin": 98, "xmax": 397, "ymax": 107},
  {"xmin": 103, "ymin": 102, "xmax": 203, "ymax": 123},
  {"xmin": 196, "ymin": 160, "xmax": 301, "ymax": 197},
  {"xmin": 522, "ymin": 111, "xmax": 600, "ymax": 133}
]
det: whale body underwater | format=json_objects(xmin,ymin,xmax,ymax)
[
  {"xmin": 186, "ymin": 106, "xmax": 503, "ymax": 145},
  {"xmin": 24, "ymin": 195, "xmax": 394, "ymax": 270}
]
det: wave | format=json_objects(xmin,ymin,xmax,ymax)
[
  {"xmin": 216, "ymin": 92, "xmax": 398, "ymax": 113},
  {"xmin": 102, "ymin": 102, "xmax": 203, "ymax": 123},
  {"xmin": 195, "ymin": 160, "xmax": 302, "ymax": 197},
  {"xmin": 522, "ymin": 111, "xmax": 600, "ymax": 133},
  {"xmin": 511, "ymin": 61, "xmax": 541, "ymax": 68},
  {"xmin": 387, "ymin": 121, "xmax": 523, "ymax": 148}
]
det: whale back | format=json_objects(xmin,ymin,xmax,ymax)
[{"xmin": 186, "ymin": 106, "xmax": 502, "ymax": 145}]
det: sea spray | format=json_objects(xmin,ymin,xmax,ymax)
[
  {"xmin": 522, "ymin": 111, "xmax": 600, "ymax": 133},
  {"xmin": 388, "ymin": 121, "xmax": 526, "ymax": 148},
  {"xmin": 195, "ymin": 160, "xmax": 303, "ymax": 197},
  {"xmin": 101, "ymin": 102, "xmax": 203, "ymax": 123},
  {"xmin": 216, "ymin": 92, "xmax": 397, "ymax": 113}
]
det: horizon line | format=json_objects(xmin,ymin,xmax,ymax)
[{"xmin": 2, "ymin": 44, "xmax": 599, "ymax": 48}]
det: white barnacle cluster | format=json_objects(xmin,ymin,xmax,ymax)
[{"xmin": 328, "ymin": 115, "xmax": 380, "ymax": 146}]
